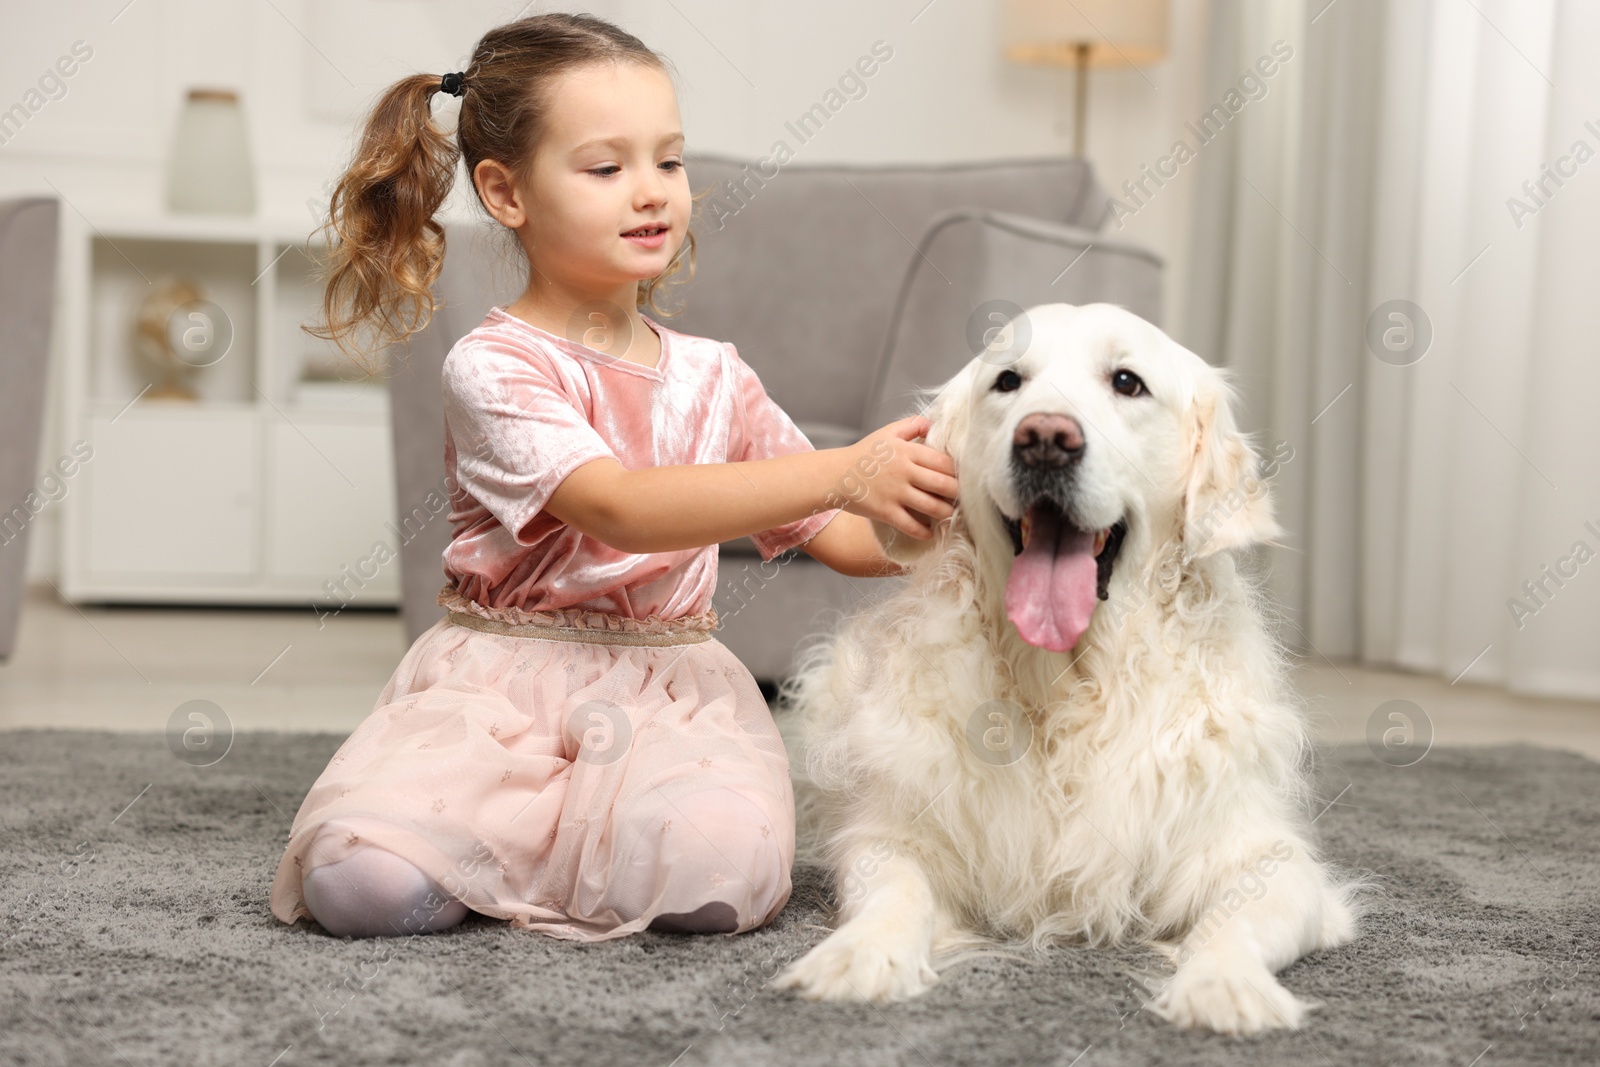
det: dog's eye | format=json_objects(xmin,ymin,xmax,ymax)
[
  {"xmin": 994, "ymin": 369, "xmax": 1023, "ymax": 393},
  {"xmin": 1111, "ymin": 369, "xmax": 1146, "ymax": 397}
]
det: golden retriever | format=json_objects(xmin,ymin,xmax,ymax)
[{"xmin": 771, "ymin": 302, "xmax": 1359, "ymax": 1034}]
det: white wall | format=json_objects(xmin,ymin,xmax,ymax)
[{"xmin": 1, "ymin": 0, "xmax": 1218, "ymax": 581}]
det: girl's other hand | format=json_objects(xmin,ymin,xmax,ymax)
[{"xmin": 835, "ymin": 415, "xmax": 959, "ymax": 541}]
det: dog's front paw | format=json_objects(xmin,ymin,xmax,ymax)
[
  {"xmin": 1150, "ymin": 956, "xmax": 1310, "ymax": 1035},
  {"xmin": 770, "ymin": 924, "xmax": 938, "ymax": 1003}
]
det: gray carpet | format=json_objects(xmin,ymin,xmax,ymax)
[{"xmin": 2, "ymin": 730, "xmax": 1596, "ymax": 1067}]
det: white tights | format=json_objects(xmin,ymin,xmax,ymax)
[{"xmin": 301, "ymin": 842, "xmax": 470, "ymax": 939}]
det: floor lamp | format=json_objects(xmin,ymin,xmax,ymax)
[{"xmin": 1004, "ymin": 0, "xmax": 1170, "ymax": 158}]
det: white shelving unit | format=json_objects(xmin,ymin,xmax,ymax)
[{"xmin": 56, "ymin": 212, "xmax": 400, "ymax": 607}]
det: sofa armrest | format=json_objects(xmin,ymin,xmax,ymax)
[
  {"xmin": 0, "ymin": 198, "xmax": 59, "ymax": 660},
  {"xmin": 862, "ymin": 208, "xmax": 1164, "ymax": 430}
]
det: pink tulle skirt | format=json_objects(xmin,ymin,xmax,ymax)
[{"xmin": 268, "ymin": 592, "xmax": 795, "ymax": 941}]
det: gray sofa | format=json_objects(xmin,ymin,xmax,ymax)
[
  {"xmin": 0, "ymin": 198, "xmax": 59, "ymax": 661},
  {"xmin": 387, "ymin": 155, "xmax": 1162, "ymax": 682}
]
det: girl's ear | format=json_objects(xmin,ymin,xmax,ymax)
[
  {"xmin": 1181, "ymin": 365, "xmax": 1284, "ymax": 559},
  {"xmin": 871, "ymin": 361, "xmax": 975, "ymax": 566},
  {"xmin": 474, "ymin": 158, "xmax": 527, "ymax": 229}
]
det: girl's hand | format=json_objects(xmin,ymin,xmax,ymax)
[{"xmin": 835, "ymin": 416, "xmax": 959, "ymax": 541}]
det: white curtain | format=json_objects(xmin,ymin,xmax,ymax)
[{"xmin": 1184, "ymin": 0, "xmax": 1600, "ymax": 699}]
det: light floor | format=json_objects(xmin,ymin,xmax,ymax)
[{"xmin": 2, "ymin": 586, "xmax": 1598, "ymax": 761}]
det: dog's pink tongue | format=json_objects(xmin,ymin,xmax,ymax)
[{"xmin": 1005, "ymin": 506, "xmax": 1098, "ymax": 652}]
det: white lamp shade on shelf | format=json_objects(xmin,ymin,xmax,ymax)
[{"xmin": 1003, "ymin": 0, "xmax": 1169, "ymax": 68}]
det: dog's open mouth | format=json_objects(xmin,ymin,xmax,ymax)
[{"xmin": 1000, "ymin": 500, "xmax": 1127, "ymax": 652}]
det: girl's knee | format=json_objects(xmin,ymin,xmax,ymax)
[{"xmin": 301, "ymin": 836, "xmax": 468, "ymax": 939}]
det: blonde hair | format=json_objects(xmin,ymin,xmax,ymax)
[{"xmin": 306, "ymin": 12, "xmax": 700, "ymax": 368}]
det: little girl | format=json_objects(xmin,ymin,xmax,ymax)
[{"xmin": 268, "ymin": 12, "xmax": 958, "ymax": 942}]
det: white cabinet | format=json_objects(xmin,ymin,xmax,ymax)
[
  {"xmin": 57, "ymin": 214, "xmax": 401, "ymax": 606},
  {"xmin": 84, "ymin": 407, "xmax": 259, "ymax": 581},
  {"xmin": 264, "ymin": 413, "xmax": 398, "ymax": 599}
]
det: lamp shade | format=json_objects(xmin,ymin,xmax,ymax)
[{"xmin": 1004, "ymin": 0, "xmax": 1169, "ymax": 68}]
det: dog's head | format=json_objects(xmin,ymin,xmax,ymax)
[{"xmin": 874, "ymin": 303, "xmax": 1282, "ymax": 652}]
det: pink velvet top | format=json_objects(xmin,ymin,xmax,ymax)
[{"xmin": 438, "ymin": 306, "xmax": 840, "ymax": 619}]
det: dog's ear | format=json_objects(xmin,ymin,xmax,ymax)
[
  {"xmin": 871, "ymin": 362, "xmax": 974, "ymax": 566},
  {"xmin": 1181, "ymin": 366, "xmax": 1284, "ymax": 558}
]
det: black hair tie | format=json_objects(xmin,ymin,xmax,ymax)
[{"xmin": 439, "ymin": 71, "xmax": 467, "ymax": 97}]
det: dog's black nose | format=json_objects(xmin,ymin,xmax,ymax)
[{"xmin": 1012, "ymin": 413, "xmax": 1085, "ymax": 468}]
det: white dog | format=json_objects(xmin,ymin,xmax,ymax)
[{"xmin": 770, "ymin": 303, "xmax": 1359, "ymax": 1035}]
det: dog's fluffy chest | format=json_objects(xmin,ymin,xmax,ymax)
[{"xmin": 931, "ymin": 664, "xmax": 1274, "ymax": 940}]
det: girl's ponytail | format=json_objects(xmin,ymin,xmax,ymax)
[{"xmin": 307, "ymin": 73, "xmax": 459, "ymax": 369}]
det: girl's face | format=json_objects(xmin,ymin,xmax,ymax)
[{"xmin": 522, "ymin": 60, "xmax": 689, "ymax": 294}]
